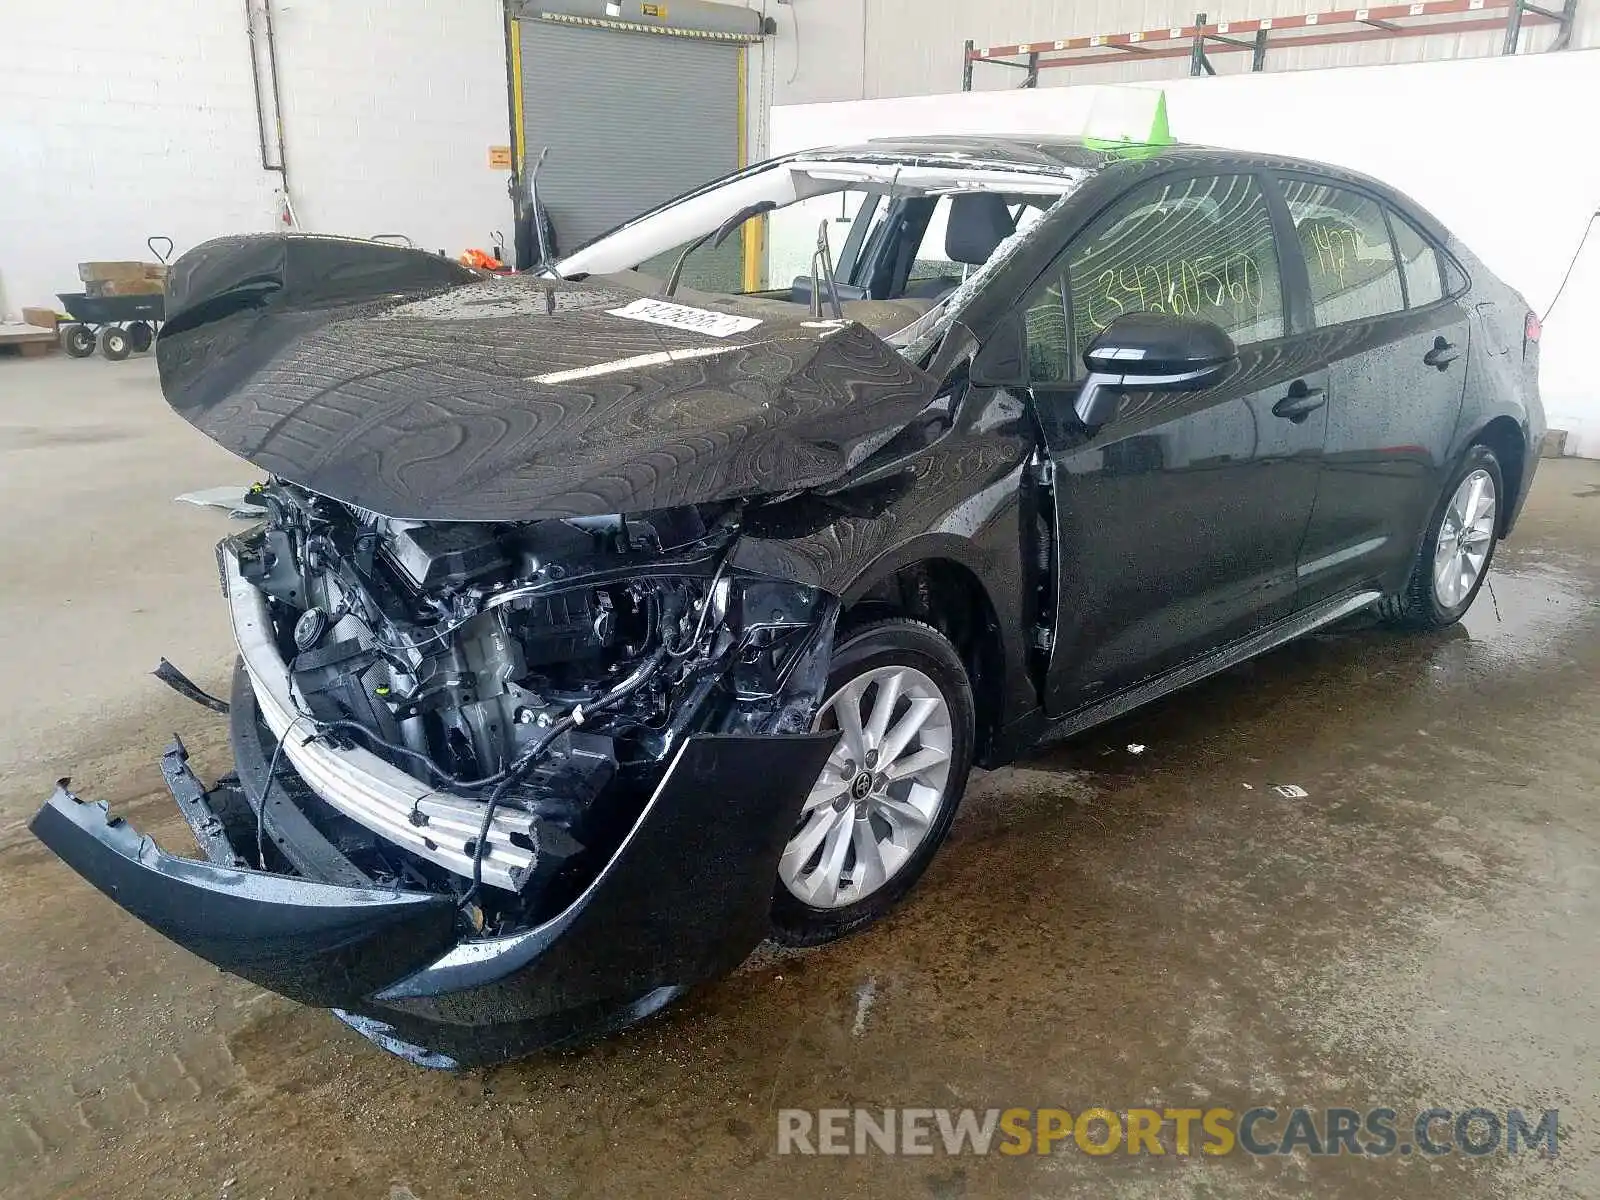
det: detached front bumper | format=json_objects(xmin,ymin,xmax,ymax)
[
  {"xmin": 31, "ymin": 774, "xmax": 459, "ymax": 1005},
  {"xmin": 31, "ymin": 730, "xmax": 836, "ymax": 1067}
]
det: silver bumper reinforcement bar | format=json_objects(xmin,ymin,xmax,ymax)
[{"xmin": 225, "ymin": 553, "xmax": 539, "ymax": 891}]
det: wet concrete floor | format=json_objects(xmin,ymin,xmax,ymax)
[{"xmin": 1, "ymin": 355, "xmax": 1597, "ymax": 1199}]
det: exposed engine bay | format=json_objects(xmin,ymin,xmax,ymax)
[
  {"xmin": 23, "ymin": 145, "xmax": 1082, "ymax": 1064},
  {"xmin": 230, "ymin": 481, "xmax": 837, "ymax": 932}
]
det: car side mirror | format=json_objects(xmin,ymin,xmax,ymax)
[
  {"xmin": 970, "ymin": 315, "xmax": 1025, "ymax": 387},
  {"xmin": 1076, "ymin": 313, "xmax": 1237, "ymax": 430}
]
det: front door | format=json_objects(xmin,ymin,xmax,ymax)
[{"xmin": 1022, "ymin": 172, "xmax": 1329, "ymax": 716}]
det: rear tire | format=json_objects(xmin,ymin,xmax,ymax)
[
  {"xmin": 126, "ymin": 321, "xmax": 154, "ymax": 352},
  {"xmin": 1378, "ymin": 444, "xmax": 1503, "ymax": 630},
  {"xmin": 60, "ymin": 324, "xmax": 95, "ymax": 358},
  {"xmin": 770, "ymin": 619, "xmax": 975, "ymax": 947}
]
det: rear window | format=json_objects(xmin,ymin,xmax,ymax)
[
  {"xmin": 1391, "ymin": 214, "xmax": 1444, "ymax": 308},
  {"xmin": 1282, "ymin": 181, "xmax": 1404, "ymax": 326}
]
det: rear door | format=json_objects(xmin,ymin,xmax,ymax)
[
  {"xmin": 1027, "ymin": 171, "xmax": 1329, "ymax": 716},
  {"xmin": 1273, "ymin": 175, "xmax": 1471, "ymax": 605}
]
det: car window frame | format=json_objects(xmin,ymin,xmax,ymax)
[
  {"xmin": 1019, "ymin": 167, "xmax": 1298, "ymax": 384},
  {"xmin": 1269, "ymin": 169, "xmax": 1478, "ymax": 328},
  {"xmin": 1385, "ymin": 205, "xmax": 1453, "ymax": 312},
  {"xmin": 835, "ymin": 191, "xmax": 884, "ymax": 284},
  {"xmin": 843, "ymin": 194, "xmax": 937, "ymax": 298},
  {"xmin": 1387, "ymin": 199, "xmax": 1472, "ymax": 303}
]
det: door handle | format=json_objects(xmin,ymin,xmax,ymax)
[
  {"xmin": 1271, "ymin": 382, "xmax": 1326, "ymax": 423},
  {"xmin": 1424, "ymin": 337, "xmax": 1460, "ymax": 370}
]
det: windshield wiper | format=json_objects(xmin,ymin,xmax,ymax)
[
  {"xmin": 664, "ymin": 201, "xmax": 776, "ymax": 298},
  {"xmin": 525, "ymin": 146, "xmax": 561, "ymax": 280},
  {"xmin": 810, "ymin": 220, "xmax": 844, "ymax": 321}
]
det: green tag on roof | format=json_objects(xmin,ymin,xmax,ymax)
[{"xmin": 1083, "ymin": 89, "xmax": 1174, "ymax": 159}]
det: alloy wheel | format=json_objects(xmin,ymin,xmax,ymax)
[
  {"xmin": 1433, "ymin": 467, "xmax": 1497, "ymax": 609},
  {"xmin": 779, "ymin": 665, "xmax": 954, "ymax": 909}
]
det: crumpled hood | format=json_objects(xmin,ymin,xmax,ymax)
[{"xmin": 156, "ymin": 234, "xmax": 939, "ymax": 521}]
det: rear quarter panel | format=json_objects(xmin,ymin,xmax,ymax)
[{"xmin": 1447, "ymin": 242, "xmax": 1545, "ymax": 534}]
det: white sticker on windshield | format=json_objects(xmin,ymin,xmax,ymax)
[{"xmin": 607, "ymin": 298, "xmax": 763, "ymax": 338}]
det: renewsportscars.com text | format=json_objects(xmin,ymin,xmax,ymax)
[{"xmin": 776, "ymin": 1106, "xmax": 1559, "ymax": 1158}]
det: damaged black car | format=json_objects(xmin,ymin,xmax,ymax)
[{"xmin": 33, "ymin": 135, "xmax": 1543, "ymax": 1066}]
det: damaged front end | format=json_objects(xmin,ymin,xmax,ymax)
[
  {"xmin": 33, "ymin": 482, "xmax": 841, "ymax": 1065},
  {"xmin": 29, "ymin": 227, "xmax": 971, "ymax": 1063}
]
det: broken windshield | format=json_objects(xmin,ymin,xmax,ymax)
[{"xmin": 557, "ymin": 157, "xmax": 1088, "ymax": 303}]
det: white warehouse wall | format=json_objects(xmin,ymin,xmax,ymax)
[
  {"xmin": 773, "ymin": 0, "xmax": 1600, "ymax": 104},
  {"xmin": 268, "ymin": 2, "xmax": 513, "ymax": 256},
  {"xmin": 0, "ymin": 1, "xmax": 275, "ymax": 317},
  {"xmin": 770, "ymin": 49, "xmax": 1600, "ymax": 456},
  {"xmin": 0, "ymin": 0, "xmax": 512, "ymax": 320}
]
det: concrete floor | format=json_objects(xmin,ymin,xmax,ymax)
[{"xmin": 1, "ymin": 352, "xmax": 1597, "ymax": 1200}]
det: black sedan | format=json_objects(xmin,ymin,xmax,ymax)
[{"xmin": 32, "ymin": 135, "xmax": 1543, "ymax": 1065}]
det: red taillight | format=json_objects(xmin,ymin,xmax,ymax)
[{"xmin": 1525, "ymin": 311, "xmax": 1542, "ymax": 344}]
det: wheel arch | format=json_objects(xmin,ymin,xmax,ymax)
[
  {"xmin": 1468, "ymin": 414, "xmax": 1527, "ymax": 536},
  {"xmin": 840, "ymin": 541, "xmax": 1017, "ymax": 764}
]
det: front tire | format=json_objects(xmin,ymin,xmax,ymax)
[
  {"xmin": 770, "ymin": 619, "xmax": 975, "ymax": 947},
  {"xmin": 1379, "ymin": 444, "xmax": 1503, "ymax": 630}
]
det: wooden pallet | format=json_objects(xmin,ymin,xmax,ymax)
[{"xmin": 0, "ymin": 323, "xmax": 57, "ymax": 358}]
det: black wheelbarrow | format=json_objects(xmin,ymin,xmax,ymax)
[{"xmin": 56, "ymin": 236, "xmax": 172, "ymax": 361}]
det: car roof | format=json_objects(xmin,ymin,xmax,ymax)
[
  {"xmin": 791, "ymin": 134, "xmax": 1116, "ymax": 174},
  {"xmin": 795, "ymin": 133, "xmax": 1342, "ymax": 180},
  {"xmin": 788, "ymin": 134, "xmax": 1448, "ymax": 241}
]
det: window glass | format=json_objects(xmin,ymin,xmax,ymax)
[
  {"xmin": 765, "ymin": 188, "xmax": 876, "ymax": 291},
  {"xmin": 908, "ymin": 197, "xmax": 960, "ymax": 286},
  {"xmin": 1024, "ymin": 281, "xmax": 1071, "ymax": 382},
  {"xmin": 1391, "ymin": 213, "xmax": 1444, "ymax": 308},
  {"xmin": 640, "ymin": 236, "xmax": 747, "ymax": 295},
  {"xmin": 909, "ymin": 196, "xmax": 1054, "ymax": 286},
  {"xmin": 1283, "ymin": 181, "xmax": 1404, "ymax": 325},
  {"xmin": 1025, "ymin": 174, "xmax": 1285, "ymax": 382}
]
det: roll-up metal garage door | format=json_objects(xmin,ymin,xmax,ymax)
[{"xmin": 515, "ymin": 17, "xmax": 748, "ymax": 292}]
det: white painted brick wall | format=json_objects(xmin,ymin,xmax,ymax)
[
  {"xmin": 0, "ymin": 0, "xmax": 513, "ymax": 319},
  {"xmin": 269, "ymin": 0, "xmax": 512, "ymax": 256},
  {"xmin": 0, "ymin": 0, "xmax": 275, "ymax": 317}
]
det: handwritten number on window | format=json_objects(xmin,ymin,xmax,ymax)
[{"xmin": 1086, "ymin": 254, "xmax": 1264, "ymax": 332}]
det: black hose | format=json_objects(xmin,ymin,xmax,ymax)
[
  {"xmin": 299, "ymin": 633, "xmax": 677, "ymax": 794},
  {"xmin": 458, "ymin": 646, "xmax": 670, "ymax": 911},
  {"xmin": 460, "ymin": 713, "xmax": 578, "ymax": 910},
  {"xmin": 256, "ymin": 714, "xmax": 309, "ymax": 868}
]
